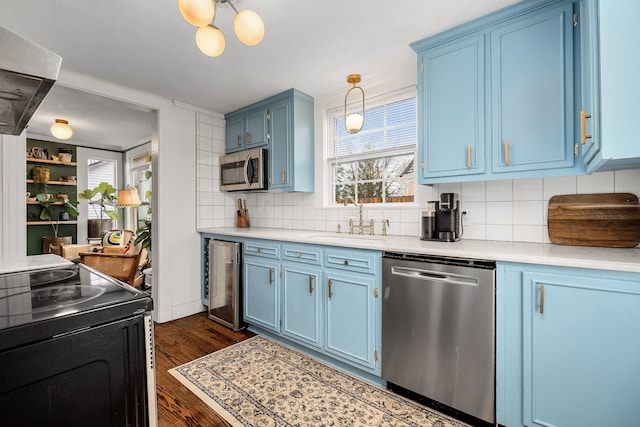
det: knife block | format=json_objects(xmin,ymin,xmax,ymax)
[{"xmin": 236, "ymin": 210, "xmax": 250, "ymax": 228}]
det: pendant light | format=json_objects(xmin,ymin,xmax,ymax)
[
  {"xmin": 179, "ymin": 0, "xmax": 264, "ymax": 56},
  {"xmin": 50, "ymin": 119, "xmax": 73, "ymax": 140},
  {"xmin": 344, "ymin": 74, "xmax": 365, "ymax": 134}
]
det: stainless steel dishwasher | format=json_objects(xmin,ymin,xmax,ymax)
[{"xmin": 382, "ymin": 252, "xmax": 496, "ymax": 425}]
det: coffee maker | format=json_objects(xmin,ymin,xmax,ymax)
[{"xmin": 421, "ymin": 193, "xmax": 463, "ymax": 242}]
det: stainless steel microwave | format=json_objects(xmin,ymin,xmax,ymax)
[{"xmin": 219, "ymin": 147, "xmax": 268, "ymax": 192}]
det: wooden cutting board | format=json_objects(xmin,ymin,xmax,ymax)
[{"xmin": 548, "ymin": 193, "xmax": 640, "ymax": 248}]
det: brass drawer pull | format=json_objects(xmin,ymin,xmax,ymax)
[
  {"xmin": 540, "ymin": 284, "xmax": 545, "ymax": 314},
  {"xmin": 343, "ymin": 259, "xmax": 349, "ymax": 266},
  {"xmin": 296, "ymin": 252, "xmax": 301, "ymax": 257},
  {"xmin": 328, "ymin": 279, "xmax": 333, "ymax": 298},
  {"xmin": 309, "ymin": 276, "xmax": 314, "ymax": 294},
  {"xmin": 281, "ymin": 169, "xmax": 286, "ymax": 183},
  {"xmin": 237, "ymin": 134, "xmax": 241, "ymax": 146},
  {"xmin": 246, "ymin": 131, "xmax": 251, "ymax": 145},
  {"xmin": 269, "ymin": 268, "xmax": 274, "ymax": 284},
  {"xmin": 467, "ymin": 145, "xmax": 472, "ymax": 168}
]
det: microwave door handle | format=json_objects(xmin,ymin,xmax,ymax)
[{"xmin": 243, "ymin": 154, "xmax": 251, "ymax": 187}]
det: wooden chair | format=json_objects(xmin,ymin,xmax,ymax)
[{"xmin": 77, "ymin": 230, "xmax": 148, "ymax": 288}]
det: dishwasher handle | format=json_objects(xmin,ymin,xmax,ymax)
[{"xmin": 390, "ymin": 266, "xmax": 478, "ymax": 287}]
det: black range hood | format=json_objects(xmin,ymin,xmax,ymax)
[{"xmin": 0, "ymin": 26, "xmax": 61, "ymax": 136}]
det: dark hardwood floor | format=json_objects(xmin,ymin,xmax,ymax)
[{"xmin": 154, "ymin": 312, "xmax": 254, "ymax": 426}]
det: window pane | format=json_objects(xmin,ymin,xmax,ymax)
[
  {"xmin": 356, "ymin": 158, "xmax": 384, "ymax": 181},
  {"xmin": 87, "ymin": 159, "xmax": 117, "ymax": 220}
]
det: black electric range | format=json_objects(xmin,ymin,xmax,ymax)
[
  {"xmin": 0, "ymin": 263, "xmax": 153, "ymax": 352},
  {"xmin": 0, "ymin": 264, "xmax": 156, "ymax": 426}
]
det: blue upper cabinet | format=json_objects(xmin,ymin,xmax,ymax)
[
  {"xmin": 412, "ymin": 0, "xmax": 584, "ymax": 184},
  {"xmin": 226, "ymin": 89, "xmax": 314, "ymax": 192},
  {"xmin": 267, "ymin": 89, "xmax": 315, "ymax": 192},
  {"xmin": 579, "ymin": 0, "xmax": 640, "ymax": 172},
  {"xmin": 418, "ymin": 34, "xmax": 485, "ymax": 179},
  {"xmin": 225, "ymin": 106, "xmax": 268, "ymax": 153},
  {"xmin": 491, "ymin": 3, "xmax": 575, "ymax": 174}
]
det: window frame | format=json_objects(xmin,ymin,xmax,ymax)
[{"xmin": 325, "ymin": 87, "xmax": 418, "ymax": 208}]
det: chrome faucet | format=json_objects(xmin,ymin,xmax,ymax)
[{"xmin": 344, "ymin": 197, "xmax": 374, "ymax": 235}]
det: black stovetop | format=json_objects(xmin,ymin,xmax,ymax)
[{"xmin": 0, "ymin": 264, "xmax": 153, "ymax": 352}]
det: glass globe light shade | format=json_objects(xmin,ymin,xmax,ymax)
[
  {"xmin": 196, "ymin": 25, "xmax": 226, "ymax": 57},
  {"xmin": 50, "ymin": 119, "xmax": 73, "ymax": 140},
  {"xmin": 234, "ymin": 9, "xmax": 264, "ymax": 46},
  {"xmin": 178, "ymin": 0, "xmax": 215, "ymax": 27},
  {"xmin": 345, "ymin": 113, "xmax": 364, "ymax": 134}
]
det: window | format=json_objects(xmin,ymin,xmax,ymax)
[
  {"xmin": 87, "ymin": 158, "xmax": 117, "ymax": 220},
  {"xmin": 327, "ymin": 91, "xmax": 416, "ymax": 205},
  {"xmin": 130, "ymin": 154, "xmax": 152, "ymax": 228}
]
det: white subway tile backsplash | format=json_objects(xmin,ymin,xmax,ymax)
[
  {"xmin": 195, "ymin": 113, "xmax": 640, "ymax": 245},
  {"xmin": 486, "ymin": 180, "xmax": 513, "ymax": 201},
  {"xmin": 543, "ymin": 176, "xmax": 576, "ymax": 200},
  {"xmin": 513, "ymin": 178, "xmax": 543, "ymax": 200},
  {"xmin": 513, "ymin": 201, "xmax": 544, "ymax": 225},
  {"xmin": 577, "ymin": 171, "xmax": 614, "ymax": 194},
  {"xmin": 486, "ymin": 202, "xmax": 513, "ymax": 225}
]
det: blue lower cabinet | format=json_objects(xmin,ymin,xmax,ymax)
[
  {"xmin": 242, "ymin": 240, "xmax": 381, "ymax": 377},
  {"xmin": 281, "ymin": 263, "xmax": 323, "ymax": 350},
  {"xmin": 243, "ymin": 256, "xmax": 280, "ymax": 333},
  {"xmin": 324, "ymin": 270, "xmax": 378, "ymax": 373},
  {"xmin": 497, "ymin": 262, "xmax": 640, "ymax": 427}
]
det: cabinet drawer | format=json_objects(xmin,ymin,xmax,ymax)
[
  {"xmin": 324, "ymin": 248, "xmax": 379, "ymax": 275},
  {"xmin": 243, "ymin": 240, "xmax": 280, "ymax": 259},
  {"xmin": 282, "ymin": 243, "xmax": 322, "ymax": 265}
]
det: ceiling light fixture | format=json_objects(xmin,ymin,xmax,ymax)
[
  {"xmin": 50, "ymin": 119, "xmax": 73, "ymax": 140},
  {"xmin": 179, "ymin": 0, "xmax": 264, "ymax": 58},
  {"xmin": 344, "ymin": 74, "xmax": 365, "ymax": 134}
]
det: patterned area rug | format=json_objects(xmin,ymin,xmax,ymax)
[{"xmin": 169, "ymin": 336, "xmax": 470, "ymax": 427}]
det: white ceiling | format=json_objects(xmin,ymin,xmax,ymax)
[{"xmin": 1, "ymin": 0, "xmax": 521, "ymax": 150}]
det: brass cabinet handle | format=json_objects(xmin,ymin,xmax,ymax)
[
  {"xmin": 236, "ymin": 134, "xmax": 241, "ymax": 146},
  {"xmin": 467, "ymin": 145, "xmax": 472, "ymax": 168},
  {"xmin": 281, "ymin": 169, "xmax": 286, "ymax": 183},
  {"xmin": 309, "ymin": 276, "xmax": 314, "ymax": 294},
  {"xmin": 246, "ymin": 131, "xmax": 250, "ymax": 145},
  {"xmin": 540, "ymin": 284, "xmax": 545, "ymax": 314},
  {"xmin": 328, "ymin": 279, "xmax": 333, "ymax": 298},
  {"xmin": 257, "ymin": 247, "xmax": 262, "ymax": 253},
  {"xmin": 267, "ymin": 132, "xmax": 271, "ymax": 140},
  {"xmin": 580, "ymin": 110, "xmax": 592, "ymax": 145},
  {"xmin": 269, "ymin": 268, "xmax": 274, "ymax": 285},
  {"xmin": 343, "ymin": 259, "xmax": 349, "ymax": 266},
  {"xmin": 504, "ymin": 140, "xmax": 509, "ymax": 165}
]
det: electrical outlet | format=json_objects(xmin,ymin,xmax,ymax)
[{"xmin": 462, "ymin": 210, "xmax": 470, "ymax": 224}]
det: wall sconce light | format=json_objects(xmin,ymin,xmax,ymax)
[
  {"xmin": 50, "ymin": 119, "xmax": 73, "ymax": 140},
  {"xmin": 179, "ymin": 0, "xmax": 265, "ymax": 58},
  {"xmin": 344, "ymin": 74, "xmax": 365, "ymax": 134}
]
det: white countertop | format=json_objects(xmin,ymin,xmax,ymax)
[
  {"xmin": 0, "ymin": 254, "xmax": 73, "ymax": 275},
  {"xmin": 199, "ymin": 227, "xmax": 640, "ymax": 273}
]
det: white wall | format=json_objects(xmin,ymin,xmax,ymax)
[{"xmin": 0, "ymin": 133, "xmax": 27, "ymax": 259}]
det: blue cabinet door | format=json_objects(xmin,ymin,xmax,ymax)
[
  {"xmin": 522, "ymin": 271, "xmax": 640, "ymax": 427},
  {"xmin": 578, "ymin": 0, "xmax": 600, "ymax": 167},
  {"xmin": 491, "ymin": 3, "xmax": 575, "ymax": 174},
  {"xmin": 243, "ymin": 256, "xmax": 280, "ymax": 333},
  {"xmin": 245, "ymin": 108, "xmax": 268, "ymax": 149},
  {"xmin": 324, "ymin": 271, "xmax": 377, "ymax": 372},
  {"xmin": 225, "ymin": 116, "xmax": 244, "ymax": 153},
  {"xmin": 282, "ymin": 263, "xmax": 322, "ymax": 350},
  {"xmin": 419, "ymin": 34, "xmax": 485, "ymax": 181},
  {"xmin": 268, "ymin": 100, "xmax": 291, "ymax": 190}
]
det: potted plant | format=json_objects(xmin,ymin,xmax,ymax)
[
  {"xmin": 37, "ymin": 193, "xmax": 79, "ymax": 252},
  {"xmin": 78, "ymin": 182, "xmax": 119, "ymax": 238}
]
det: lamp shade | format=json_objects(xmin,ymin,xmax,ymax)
[
  {"xmin": 345, "ymin": 113, "xmax": 364, "ymax": 134},
  {"xmin": 178, "ymin": 0, "xmax": 215, "ymax": 27},
  {"xmin": 233, "ymin": 9, "xmax": 264, "ymax": 46},
  {"xmin": 196, "ymin": 24, "xmax": 226, "ymax": 57},
  {"xmin": 50, "ymin": 119, "xmax": 73, "ymax": 140},
  {"xmin": 116, "ymin": 188, "xmax": 142, "ymax": 207}
]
